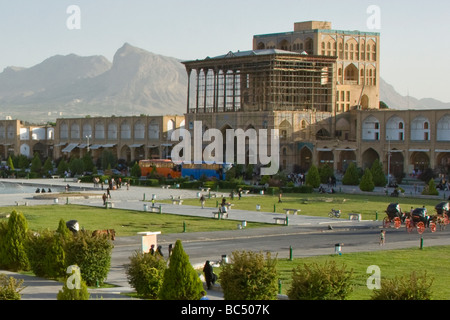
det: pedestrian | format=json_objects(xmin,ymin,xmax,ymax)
[
  {"xmin": 156, "ymin": 245, "xmax": 164, "ymax": 257},
  {"xmin": 168, "ymin": 244, "xmax": 173, "ymax": 257},
  {"xmin": 278, "ymin": 192, "xmax": 282, "ymax": 203},
  {"xmin": 200, "ymin": 291, "xmax": 209, "ymax": 300},
  {"xmin": 106, "ymin": 187, "xmax": 111, "ymax": 199},
  {"xmin": 203, "ymin": 260, "xmax": 215, "ymax": 290},
  {"xmin": 200, "ymin": 195, "xmax": 205, "ymax": 209},
  {"xmin": 379, "ymin": 230, "xmax": 386, "ymax": 246},
  {"xmin": 102, "ymin": 193, "xmax": 107, "ymax": 205},
  {"xmin": 150, "ymin": 244, "xmax": 155, "ymax": 255}
]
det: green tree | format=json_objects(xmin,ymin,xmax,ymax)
[
  {"xmin": 342, "ymin": 162, "xmax": 360, "ymax": 186},
  {"xmin": 305, "ymin": 165, "xmax": 320, "ymax": 188},
  {"xmin": 43, "ymin": 158, "xmax": 53, "ymax": 176},
  {"xmin": 30, "ymin": 153, "xmax": 42, "ymax": 175},
  {"xmin": 220, "ymin": 251, "xmax": 278, "ymax": 300},
  {"xmin": 370, "ymin": 159, "xmax": 387, "ymax": 187},
  {"xmin": 158, "ymin": 240, "xmax": 203, "ymax": 300},
  {"xmin": 69, "ymin": 158, "xmax": 85, "ymax": 176},
  {"xmin": 57, "ymin": 159, "xmax": 69, "ymax": 176},
  {"xmin": 130, "ymin": 162, "xmax": 142, "ymax": 178},
  {"xmin": 101, "ymin": 150, "xmax": 117, "ymax": 170},
  {"xmin": 319, "ymin": 164, "xmax": 334, "ymax": 184},
  {"xmin": 1, "ymin": 210, "xmax": 30, "ymax": 271},
  {"xmin": 359, "ymin": 168, "xmax": 375, "ymax": 192},
  {"xmin": 82, "ymin": 153, "xmax": 95, "ymax": 173}
]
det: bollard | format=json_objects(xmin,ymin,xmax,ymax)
[
  {"xmin": 183, "ymin": 221, "xmax": 186, "ymax": 233},
  {"xmin": 159, "ymin": 205, "xmax": 162, "ymax": 214},
  {"xmin": 420, "ymin": 237, "xmax": 424, "ymax": 250},
  {"xmin": 286, "ymin": 215, "xmax": 289, "ymax": 226},
  {"xmin": 375, "ymin": 211, "xmax": 378, "ymax": 221},
  {"xmin": 289, "ymin": 246, "xmax": 293, "ymax": 261},
  {"xmin": 274, "ymin": 204, "xmax": 276, "ymax": 213},
  {"xmin": 143, "ymin": 193, "xmax": 146, "ymax": 201}
]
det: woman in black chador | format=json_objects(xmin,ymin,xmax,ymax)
[{"xmin": 203, "ymin": 260, "xmax": 214, "ymax": 290}]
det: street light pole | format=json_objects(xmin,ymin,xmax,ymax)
[
  {"xmin": 387, "ymin": 136, "xmax": 391, "ymax": 187},
  {"xmin": 86, "ymin": 135, "xmax": 91, "ymax": 153}
]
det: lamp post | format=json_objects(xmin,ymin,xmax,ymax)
[
  {"xmin": 387, "ymin": 136, "xmax": 391, "ymax": 187},
  {"xmin": 86, "ymin": 135, "xmax": 91, "ymax": 153}
]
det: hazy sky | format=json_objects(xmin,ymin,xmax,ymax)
[{"xmin": 1, "ymin": 0, "xmax": 449, "ymax": 102}]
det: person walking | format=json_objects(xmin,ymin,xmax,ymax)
[
  {"xmin": 200, "ymin": 195, "xmax": 205, "ymax": 209},
  {"xmin": 203, "ymin": 260, "xmax": 215, "ymax": 290},
  {"xmin": 379, "ymin": 230, "xmax": 386, "ymax": 246}
]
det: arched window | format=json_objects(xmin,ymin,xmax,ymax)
[
  {"xmin": 95, "ymin": 122, "xmax": 105, "ymax": 140},
  {"xmin": 362, "ymin": 116, "xmax": 380, "ymax": 140},
  {"xmin": 121, "ymin": 121, "xmax": 131, "ymax": 139},
  {"xmin": 108, "ymin": 123, "xmax": 117, "ymax": 140},
  {"xmin": 437, "ymin": 115, "xmax": 450, "ymax": 141},
  {"xmin": 60, "ymin": 123, "xmax": 68, "ymax": 139},
  {"xmin": 134, "ymin": 121, "xmax": 145, "ymax": 139},
  {"xmin": 70, "ymin": 123, "xmax": 80, "ymax": 139},
  {"xmin": 411, "ymin": 116, "xmax": 430, "ymax": 141},
  {"xmin": 386, "ymin": 116, "xmax": 405, "ymax": 141}
]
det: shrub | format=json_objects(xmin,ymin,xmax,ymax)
[
  {"xmin": 359, "ymin": 168, "xmax": 375, "ymax": 192},
  {"xmin": 27, "ymin": 219, "xmax": 73, "ymax": 279},
  {"xmin": 342, "ymin": 162, "xmax": 360, "ymax": 186},
  {"xmin": 422, "ymin": 179, "xmax": 439, "ymax": 196},
  {"xmin": 27, "ymin": 230, "xmax": 66, "ymax": 279},
  {"xmin": 220, "ymin": 251, "xmax": 278, "ymax": 300},
  {"xmin": 0, "ymin": 274, "xmax": 25, "ymax": 300},
  {"xmin": 158, "ymin": 240, "xmax": 203, "ymax": 300},
  {"xmin": 305, "ymin": 165, "xmax": 320, "ymax": 188},
  {"xmin": 371, "ymin": 271, "xmax": 433, "ymax": 300},
  {"xmin": 287, "ymin": 261, "xmax": 353, "ymax": 300},
  {"xmin": 0, "ymin": 210, "xmax": 30, "ymax": 271},
  {"xmin": 57, "ymin": 270, "xmax": 90, "ymax": 300},
  {"xmin": 65, "ymin": 231, "xmax": 113, "ymax": 287},
  {"xmin": 319, "ymin": 164, "xmax": 334, "ymax": 184},
  {"xmin": 126, "ymin": 251, "xmax": 167, "ymax": 299},
  {"xmin": 370, "ymin": 159, "xmax": 387, "ymax": 187}
]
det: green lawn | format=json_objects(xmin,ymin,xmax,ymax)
[
  {"xmin": 0, "ymin": 204, "xmax": 273, "ymax": 236},
  {"xmin": 165, "ymin": 192, "xmax": 445, "ymax": 220},
  {"xmin": 276, "ymin": 246, "xmax": 450, "ymax": 300}
]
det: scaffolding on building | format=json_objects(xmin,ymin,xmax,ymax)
[{"xmin": 183, "ymin": 50, "xmax": 337, "ymax": 115}]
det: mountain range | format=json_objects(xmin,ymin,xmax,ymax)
[{"xmin": 0, "ymin": 43, "xmax": 448, "ymax": 123}]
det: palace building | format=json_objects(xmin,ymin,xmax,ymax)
[
  {"xmin": 181, "ymin": 21, "xmax": 450, "ymax": 177},
  {"xmin": 1, "ymin": 20, "xmax": 449, "ymax": 180}
]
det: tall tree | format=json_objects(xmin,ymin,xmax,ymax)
[{"xmin": 158, "ymin": 240, "xmax": 203, "ymax": 300}]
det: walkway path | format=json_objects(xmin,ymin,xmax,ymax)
[{"xmin": 0, "ymin": 177, "xmax": 447, "ymax": 300}]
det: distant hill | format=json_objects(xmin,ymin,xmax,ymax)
[
  {"xmin": 0, "ymin": 44, "xmax": 448, "ymax": 123},
  {"xmin": 0, "ymin": 43, "xmax": 189, "ymax": 122},
  {"xmin": 379, "ymin": 78, "xmax": 450, "ymax": 110}
]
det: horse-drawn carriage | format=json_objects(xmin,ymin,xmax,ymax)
[
  {"xmin": 434, "ymin": 202, "xmax": 450, "ymax": 230},
  {"xmin": 383, "ymin": 201, "xmax": 450, "ymax": 234},
  {"xmin": 383, "ymin": 203, "xmax": 405, "ymax": 229}
]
